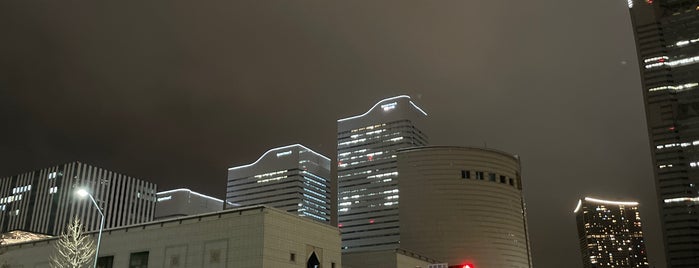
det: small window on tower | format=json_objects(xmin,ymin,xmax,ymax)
[
  {"xmin": 500, "ymin": 175, "xmax": 507, "ymax": 183},
  {"xmin": 461, "ymin": 170, "xmax": 470, "ymax": 179},
  {"xmin": 489, "ymin": 173, "xmax": 496, "ymax": 181},
  {"xmin": 476, "ymin": 172, "xmax": 484, "ymax": 180}
]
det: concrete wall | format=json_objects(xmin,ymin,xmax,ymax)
[
  {"xmin": 398, "ymin": 146, "xmax": 532, "ymax": 268},
  {"xmin": 342, "ymin": 249, "xmax": 436, "ymax": 268},
  {"xmin": 0, "ymin": 206, "xmax": 341, "ymax": 268}
]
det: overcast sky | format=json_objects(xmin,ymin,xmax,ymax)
[{"xmin": 0, "ymin": 1, "xmax": 662, "ymax": 267}]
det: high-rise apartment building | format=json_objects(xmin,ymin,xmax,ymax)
[
  {"xmin": 397, "ymin": 146, "xmax": 532, "ymax": 268},
  {"xmin": 574, "ymin": 197, "xmax": 649, "ymax": 268},
  {"xmin": 626, "ymin": 1, "xmax": 699, "ymax": 266},
  {"xmin": 337, "ymin": 95, "xmax": 428, "ymax": 252},
  {"xmin": 0, "ymin": 161, "xmax": 157, "ymax": 235},
  {"xmin": 226, "ymin": 144, "xmax": 332, "ymax": 223}
]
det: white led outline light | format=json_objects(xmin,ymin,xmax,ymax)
[
  {"xmin": 228, "ymin": 144, "xmax": 331, "ymax": 171},
  {"xmin": 157, "ymin": 188, "xmax": 224, "ymax": 203},
  {"xmin": 574, "ymin": 199, "xmax": 582, "ymax": 213},
  {"xmin": 584, "ymin": 197, "xmax": 638, "ymax": 206},
  {"xmin": 664, "ymin": 196, "xmax": 699, "ymax": 203},
  {"xmin": 338, "ymin": 95, "xmax": 428, "ymax": 122}
]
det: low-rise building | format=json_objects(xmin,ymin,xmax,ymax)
[{"xmin": 1, "ymin": 205, "xmax": 341, "ymax": 268}]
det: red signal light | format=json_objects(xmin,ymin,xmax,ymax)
[{"xmin": 463, "ymin": 264, "xmax": 474, "ymax": 268}]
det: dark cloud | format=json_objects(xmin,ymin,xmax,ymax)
[{"xmin": 0, "ymin": 1, "xmax": 662, "ymax": 267}]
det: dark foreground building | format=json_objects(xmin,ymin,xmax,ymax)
[
  {"xmin": 626, "ymin": 1, "xmax": 699, "ymax": 266},
  {"xmin": 0, "ymin": 161, "xmax": 157, "ymax": 235},
  {"xmin": 574, "ymin": 197, "xmax": 648, "ymax": 268}
]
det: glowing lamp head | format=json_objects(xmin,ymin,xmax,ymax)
[
  {"xmin": 463, "ymin": 264, "xmax": 474, "ymax": 268},
  {"xmin": 75, "ymin": 189, "xmax": 89, "ymax": 198}
]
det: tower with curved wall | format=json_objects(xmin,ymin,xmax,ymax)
[{"xmin": 397, "ymin": 146, "xmax": 532, "ymax": 268}]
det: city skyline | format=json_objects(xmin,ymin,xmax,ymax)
[{"xmin": 0, "ymin": 1, "xmax": 660, "ymax": 267}]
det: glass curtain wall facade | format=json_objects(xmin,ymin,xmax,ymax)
[
  {"xmin": 574, "ymin": 197, "xmax": 649, "ymax": 268},
  {"xmin": 626, "ymin": 1, "xmax": 699, "ymax": 266},
  {"xmin": 0, "ymin": 161, "xmax": 157, "ymax": 235},
  {"xmin": 226, "ymin": 144, "xmax": 332, "ymax": 223},
  {"xmin": 337, "ymin": 95, "xmax": 428, "ymax": 252}
]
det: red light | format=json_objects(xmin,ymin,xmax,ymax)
[
  {"xmin": 369, "ymin": 219, "xmax": 375, "ymax": 224},
  {"xmin": 338, "ymin": 223, "xmax": 343, "ymax": 228},
  {"xmin": 669, "ymin": 126, "xmax": 676, "ymax": 131},
  {"xmin": 368, "ymin": 155, "xmax": 373, "ymax": 160},
  {"xmin": 463, "ymin": 264, "xmax": 474, "ymax": 268}
]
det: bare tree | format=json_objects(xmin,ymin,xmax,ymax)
[{"xmin": 50, "ymin": 217, "xmax": 96, "ymax": 268}]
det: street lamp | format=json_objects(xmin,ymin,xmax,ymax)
[{"xmin": 76, "ymin": 188, "xmax": 105, "ymax": 268}]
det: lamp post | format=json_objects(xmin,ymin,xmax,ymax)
[{"xmin": 76, "ymin": 188, "xmax": 105, "ymax": 268}]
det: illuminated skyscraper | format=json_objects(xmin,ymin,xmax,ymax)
[
  {"xmin": 0, "ymin": 161, "xmax": 157, "ymax": 235},
  {"xmin": 337, "ymin": 95, "xmax": 428, "ymax": 252},
  {"xmin": 226, "ymin": 144, "xmax": 332, "ymax": 223},
  {"xmin": 626, "ymin": 1, "xmax": 699, "ymax": 266},
  {"xmin": 574, "ymin": 197, "xmax": 648, "ymax": 268}
]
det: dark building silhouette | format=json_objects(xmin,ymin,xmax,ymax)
[{"xmin": 626, "ymin": 1, "xmax": 699, "ymax": 266}]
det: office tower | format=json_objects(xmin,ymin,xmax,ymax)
[
  {"xmin": 396, "ymin": 146, "xmax": 532, "ymax": 268},
  {"xmin": 574, "ymin": 197, "xmax": 649, "ymax": 268},
  {"xmin": 0, "ymin": 161, "xmax": 157, "ymax": 235},
  {"xmin": 154, "ymin": 188, "xmax": 224, "ymax": 220},
  {"xmin": 626, "ymin": 1, "xmax": 699, "ymax": 266},
  {"xmin": 337, "ymin": 95, "xmax": 428, "ymax": 252},
  {"xmin": 226, "ymin": 144, "xmax": 332, "ymax": 223}
]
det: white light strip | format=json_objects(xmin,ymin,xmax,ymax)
[
  {"xmin": 627, "ymin": 0, "xmax": 633, "ymax": 8},
  {"xmin": 648, "ymin": 83, "xmax": 698, "ymax": 92},
  {"xmin": 645, "ymin": 55, "xmax": 699, "ymax": 69},
  {"xmin": 409, "ymin": 101, "xmax": 428, "ymax": 116},
  {"xmin": 157, "ymin": 188, "xmax": 224, "ymax": 203},
  {"xmin": 228, "ymin": 144, "xmax": 331, "ymax": 170},
  {"xmin": 338, "ymin": 95, "xmax": 428, "ymax": 122},
  {"xmin": 574, "ymin": 199, "xmax": 582, "ymax": 213},
  {"xmin": 664, "ymin": 196, "xmax": 699, "ymax": 203},
  {"xmin": 584, "ymin": 197, "xmax": 638, "ymax": 206}
]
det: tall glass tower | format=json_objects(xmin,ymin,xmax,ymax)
[
  {"xmin": 626, "ymin": 1, "xmax": 699, "ymax": 266},
  {"xmin": 337, "ymin": 95, "xmax": 428, "ymax": 252}
]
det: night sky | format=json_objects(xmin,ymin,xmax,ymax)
[{"xmin": 0, "ymin": 1, "xmax": 661, "ymax": 267}]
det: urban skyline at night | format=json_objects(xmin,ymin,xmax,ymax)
[{"xmin": 1, "ymin": 0, "xmax": 668, "ymax": 267}]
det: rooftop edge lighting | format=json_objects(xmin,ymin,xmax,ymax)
[
  {"xmin": 227, "ymin": 144, "xmax": 331, "ymax": 171},
  {"xmin": 338, "ymin": 95, "xmax": 428, "ymax": 122},
  {"xmin": 574, "ymin": 199, "xmax": 582, "ymax": 213},
  {"xmin": 584, "ymin": 197, "xmax": 639, "ymax": 206},
  {"xmin": 157, "ymin": 188, "xmax": 224, "ymax": 203}
]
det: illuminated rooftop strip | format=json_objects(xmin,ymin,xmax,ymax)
[
  {"xmin": 338, "ymin": 95, "xmax": 428, "ymax": 122},
  {"xmin": 574, "ymin": 199, "xmax": 582, "ymax": 213},
  {"xmin": 409, "ymin": 101, "xmax": 428, "ymax": 116},
  {"xmin": 584, "ymin": 197, "xmax": 639, "ymax": 206},
  {"xmin": 157, "ymin": 188, "xmax": 224, "ymax": 203},
  {"xmin": 664, "ymin": 196, "xmax": 699, "ymax": 203},
  {"xmin": 228, "ymin": 144, "xmax": 331, "ymax": 170}
]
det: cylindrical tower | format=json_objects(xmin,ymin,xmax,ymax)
[{"xmin": 397, "ymin": 146, "xmax": 532, "ymax": 268}]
